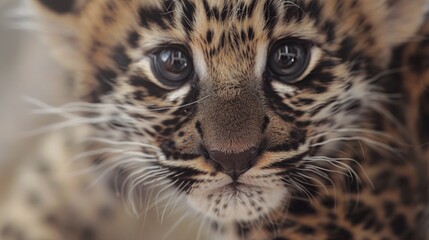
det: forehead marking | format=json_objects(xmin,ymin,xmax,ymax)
[
  {"xmin": 138, "ymin": 1, "xmax": 175, "ymax": 30},
  {"xmin": 181, "ymin": 0, "xmax": 196, "ymax": 34},
  {"xmin": 263, "ymin": 0, "xmax": 279, "ymax": 35}
]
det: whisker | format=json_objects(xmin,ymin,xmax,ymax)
[
  {"xmin": 161, "ymin": 211, "xmax": 192, "ymax": 240},
  {"xmin": 69, "ymin": 148, "xmax": 156, "ymax": 164},
  {"xmin": 23, "ymin": 96, "xmax": 78, "ymax": 119},
  {"xmin": 311, "ymin": 136, "xmax": 399, "ymax": 154},
  {"xmin": 19, "ymin": 116, "xmax": 110, "ymax": 138},
  {"xmin": 160, "ymin": 182, "xmax": 185, "ymax": 224},
  {"xmin": 295, "ymin": 172, "xmax": 329, "ymax": 194},
  {"xmin": 85, "ymin": 137, "xmax": 161, "ymax": 150}
]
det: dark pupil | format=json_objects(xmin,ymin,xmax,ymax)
[
  {"xmin": 275, "ymin": 45, "xmax": 298, "ymax": 68},
  {"xmin": 160, "ymin": 49, "xmax": 189, "ymax": 74}
]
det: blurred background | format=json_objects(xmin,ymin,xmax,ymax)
[
  {"xmin": 0, "ymin": 2, "xmax": 202, "ymax": 239},
  {"xmin": 0, "ymin": 0, "xmax": 71, "ymax": 197}
]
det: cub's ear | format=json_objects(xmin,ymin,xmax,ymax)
[
  {"xmin": 34, "ymin": 0, "xmax": 86, "ymax": 15},
  {"xmin": 382, "ymin": 0, "xmax": 426, "ymax": 47}
]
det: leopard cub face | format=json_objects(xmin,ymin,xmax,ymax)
[{"xmin": 33, "ymin": 0, "xmax": 425, "ymax": 223}]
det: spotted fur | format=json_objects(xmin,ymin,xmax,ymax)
[{"xmin": 1, "ymin": 0, "xmax": 428, "ymax": 239}]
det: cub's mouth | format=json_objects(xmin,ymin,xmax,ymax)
[
  {"xmin": 184, "ymin": 145, "xmax": 293, "ymax": 223},
  {"xmin": 186, "ymin": 167, "xmax": 289, "ymax": 222}
]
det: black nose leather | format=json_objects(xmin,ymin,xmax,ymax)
[{"xmin": 208, "ymin": 147, "xmax": 258, "ymax": 180}]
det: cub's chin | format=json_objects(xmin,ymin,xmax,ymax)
[{"xmin": 186, "ymin": 178, "xmax": 288, "ymax": 222}]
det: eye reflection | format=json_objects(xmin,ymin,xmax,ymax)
[
  {"xmin": 268, "ymin": 40, "xmax": 311, "ymax": 83},
  {"xmin": 151, "ymin": 46, "xmax": 193, "ymax": 86}
]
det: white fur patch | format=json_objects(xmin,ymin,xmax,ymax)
[
  {"xmin": 166, "ymin": 84, "xmax": 191, "ymax": 102},
  {"xmin": 187, "ymin": 172, "xmax": 287, "ymax": 222},
  {"xmin": 192, "ymin": 48, "xmax": 208, "ymax": 80},
  {"xmin": 271, "ymin": 81, "xmax": 297, "ymax": 96},
  {"xmin": 255, "ymin": 43, "xmax": 269, "ymax": 76}
]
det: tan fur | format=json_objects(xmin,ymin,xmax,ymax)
[{"xmin": 1, "ymin": 0, "xmax": 427, "ymax": 239}]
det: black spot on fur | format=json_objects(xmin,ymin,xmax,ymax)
[
  {"xmin": 296, "ymin": 225, "xmax": 316, "ymax": 235},
  {"xmin": 219, "ymin": 31, "xmax": 226, "ymax": 49},
  {"xmin": 321, "ymin": 196, "xmax": 335, "ymax": 209},
  {"xmin": 338, "ymin": 37, "xmax": 355, "ymax": 60},
  {"xmin": 372, "ymin": 170, "xmax": 393, "ymax": 194},
  {"xmin": 390, "ymin": 214, "xmax": 410, "ymax": 237},
  {"xmin": 323, "ymin": 223, "xmax": 353, "ymax": 240},
  {"xmin": 383, "ymin": 201, "xmax": 395, "ymax": 218},
  {"xmin": 112, "ymin": 46, "xmax": 131, "ymax": 72},
  {"xmin": 283, "ymin": 0, "xmax": 305, "ymax": 23},
  {"xmin": 237, "ymin": 223, "xmax": 251, "ymax": 238},
  {"xmin": 181, "ymin": 0, "xmax": 196, "ymax": 34},
  {"xmin": 263, "ymin": 0, "xmax": 278, "ymax": 34},
  {"xmin": 323, "ymin": 21, "xmax": 336, "ymax": 42},
  {"xmin": 236, "ymin": 2, "xmax": 246, "ymax": 20},
  {"xmin": 220, "ymin": 3, "xmax": 231, "ymax": 21},
  {"xmin": 95, "ymin": 69, "xmax": 117, "ymax": 95},
  {"xmin": 138, "ymin": 5, "xmax": 172, "ymax": 29},
  {"xmin": 306, "ymin": 0, "xmax": 321, "ymax": 21},
  {"xmin": 129, "ymin": 76, "xmax": 167, "ymax": 97},
  {"xmin": 261, "ymin": 116, "xmax": 270, "ymax": 133},
  {"xmin": 195, "ymin": 121, "xmax": 204, "ymax": 137},
  {"xmin": 418, "ymin": 89, "xmax": 429, "ymax": 146},
  {"xmin": 343, "ymin": 172, "xmax": 363, "ymax": 194},
  {"xmin": 248, "ymin": 27, "xmax": 255, "ymax": 40},
  {"xmin": 163, "ymin": 0, "xmax": 176, "ymax": 23},
  {"xmin": 309, "ymin": 97, "xmax": 336, "ymax": 117},
  {"xmin": 288, "ymin": 197, "xmax": 317, "ymax": 215},
  {"xmin": 38, "ymin": 0, "xmax": 75, "ymax": 14},
  {"xmin": 397, "ymin": 176, "xmax": 414, "ymax": 205},
  {"xmin": 166, "ymin": 167, "xmax": 203, "ymax": 193},
  {"xmin": 296, "ymin": 98, "xmax": 315, "ymax": 105},
  {"xmin": 127, "ymin": 31, "xmax": 140, "ymax": 48},
  {"xmin": 240, "ymin": 30, "xmax": 247, "ymax": 42},
  {"xmin": 162, "ymin": 118, "xmax": 180, "ymax": 127},
  {"xmin": 206, "ymin": 30, "xmax": 214, "ymax": 44},
  {"xmin": 133, "ymin": 90, "xmax": 145, "ymax": 101},
  {"xmin": 204, "ymin": 2, "xmax": 219, "ymax": 21},
  {"xmin": 202, "ymin": 0, "xmax": 210, "ymax": 17},
  {"xmin": 345, "ymin": 201, "xmax": 377, "ymax": 228},
  {"xmin": 344, "ymin": 99, "xmax": 361, "ymax": 112},
  {"xmin": 268, "ymin": 136, "xmax": 302, "ymax": 152},
  {"xmin": 247, "ymin": 0, "xmax": 257, "ymax": 18}
]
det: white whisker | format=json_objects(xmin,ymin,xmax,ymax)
[
  {"xmin": 20, "ymin": 116, "xmax": 110, "ymax": 138},
  {"xmin": 85, "ymin": 137, "xmax": 160, "ymax": 150}
]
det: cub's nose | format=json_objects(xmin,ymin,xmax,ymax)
[{"xmin": 208, "ymin": 147, "xmax": 258, "ymax": 180}]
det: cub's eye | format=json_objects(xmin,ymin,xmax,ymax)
[
  {"xmin": 151, "ymin": 46, "xmax": 193, "ymax": 86},
  {"xmin": 267, "ymin": 39, "xmax": 311, "ymax": 83}
]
